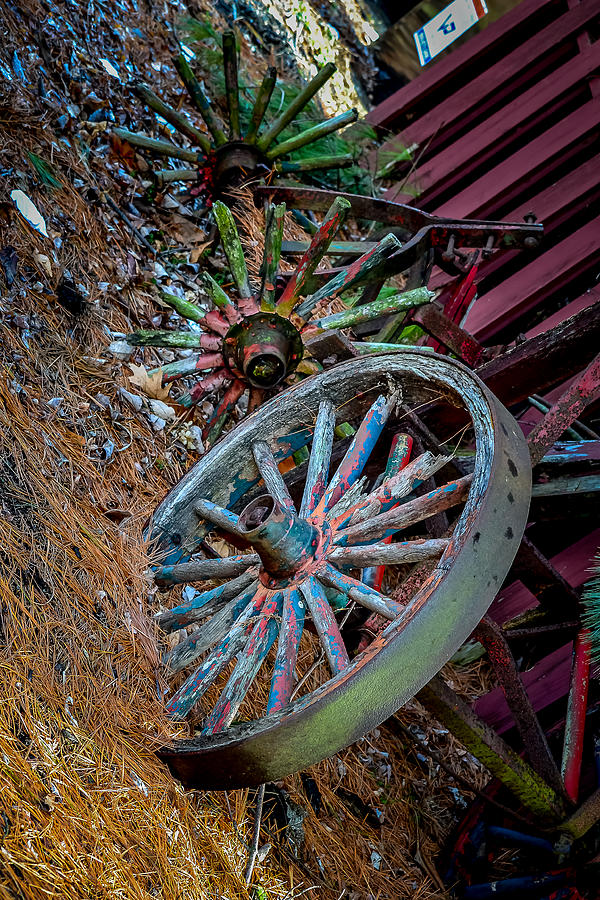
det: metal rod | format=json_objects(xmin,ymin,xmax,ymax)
[
  {"xmin": 133, "ymin": 82, "xmax": 211, "ymax": 153},
  {"xmin": 222, "ymin": 31, "xmax": 241, "ymax": 141},
  {"xmin": 266, "ymin": 109, "xmax": 358, "ymax": 160},
  {"xmin": 276, "ymin": 196, "xmax": 352, "ymax": 318},
  {"xmin": 256, "ymin": 62, "xmax": 336, "ymax": 152},
  {"xmin": 245, "ymin": 66, "xmax": 277, "ymax": 143},
  {"xmin": 299, "ymin": 398, "xmax": 336, "ymax": 518},
  {"xmin": 299, "ymin": 577, "xmax": 349, "ymax": 674},
  {"xmin": 173, "ymin": 53, "xmax": 227, "ymax": 146}
]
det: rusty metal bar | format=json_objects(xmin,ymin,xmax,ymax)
[
  {"xmin": 417, "ymin": 676, "xmax": 565, "ymax": 821},
  {"xmin": 475, "ymin": 615, "xmax": 565, "ymax": 796}
]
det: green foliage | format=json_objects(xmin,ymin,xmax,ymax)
[
  {"xmin": 582, "ymin": 551, "xmax": 600, "ymax": 662},
  {"xmin": 27, "ymin": 152, "xmax": 62, "ymax": 189}
]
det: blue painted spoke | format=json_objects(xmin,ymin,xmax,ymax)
[
  {"xmin": 267, "ymin": 588, "xmax": 306, "ymax": 713},
  {"xmin": 299, "ymin": 577, "xmax": 349, "ymax": 675}
]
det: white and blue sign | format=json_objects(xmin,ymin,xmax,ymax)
[{"xmin": 414, "ymin": 0, "xmax": 488, "ymax": 66}]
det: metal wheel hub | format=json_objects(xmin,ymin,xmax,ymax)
[
  {"xmin": 223, "ymin": 312, "xmax": 304, "ymax": 388},
  {"xmin": 211, "ymin": 141, "xmax": 271, "ymax": 197}
]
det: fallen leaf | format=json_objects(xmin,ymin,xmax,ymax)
[
  {"xmin": 127, "ymin": 362, "xmax": 171, "ymax": 400},
  {"xmin": 190, "ymin": 240, "xmax": 213, "ymax": 263}
]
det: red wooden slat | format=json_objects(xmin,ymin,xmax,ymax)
[
  {"xmin": 383, "ymin": 49, "xmax": 599, "ymax": 207},
  {"xmin": 432, "ymin": 100, "xmax": 600, "ymax": 219},
  {"xmin": 381, "ymin": 0, "xmax": 598, "ymax": 157},
  {"xmin": 463, "ymin": 215, "xmax": 600, "ymax": 341},
  {"xmin": 366, "ymin": 0, "xmax": 559, "ymax": 128},
  {"xmin": 489, "ymin": 528, "xmax": 600, "ymax": 626}
]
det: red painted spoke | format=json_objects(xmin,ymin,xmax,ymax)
[
  {"xmin": 335, "ymin": 474, "xmax": 472, "ymax": 547},
  {"xmin": 166, "ymin": 587, "xmax": 269, "ymax": 718},
  {"xmin": 202, "ymin": 379, "xmax": 246, "ymax": 445},
  {"xmin": 180, "ymin": 369, "xmax": 232, "ymax": 409},
  {"xmin": 204, "ymin": 309, "xmax": 230, "ymax": 336},
  {"xmin": 330, "ymin": 537, "xmax": 448, "ymax": 568},
  {"xmin": 313, "ymin": 393, "xmax": 396, "ymax": 521},
  {"xmin": 276, "ymin": 196, "xmax": 351, "ymax": 318},
  {"xmin": 149, "ymin": 352, "xmax": 224, "ymax": 385},
  {"xmin": 248, "ymin": 386, "xmax": 265, "ymax": 414},
  {"xmin": 299, "ymin": 398, "xmax": 336, "ymax": 517},
  {"xmin": 267, "ymin": 588, "xmax": 305, "ymax": 713},
  {"xmin": 252, "ymin": 440, "xmax": 294, "ymax": 508},
  {"xmin": 202, "ymin": 591, "xmax": 283, "ymax": 734},
  {"xmin": 299, "ymin": 577, "xmax": 349, "ymax": 675},
  {"xmin": 318, "ymin": 563, "xmax": 401, "ymax": 620},
  {"xmin": 329, "ymin": 449, "xmax": 449, "ymax": 531}
]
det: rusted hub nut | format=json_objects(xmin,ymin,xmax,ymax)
[
  {"xmin": 239, "ymin": 494, "xmax": 320, "ymax": 581},
  {"xmin": 213, "ymin": 141, "xmax": 271, "ymax": 197},
  {"xmin": 224, "ymin": 312, "xmax": 304, "ymax": 389}
]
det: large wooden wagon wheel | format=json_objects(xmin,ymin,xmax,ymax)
[
  {"xmin": 150, "ymin": 350, "xmax": 531, "ymax": 790},
  {"xmin": 113, "ymin": 33, "xmax": 357, "ymax": 208},
  {"xmin": 127, "ymin": 198, "xmax": 431, "ymax": 443}
]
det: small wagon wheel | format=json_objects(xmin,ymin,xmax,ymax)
[
  {"xmin": 150, "ymin": 350, "xmax": 531, "ymax": 790},
  {"xmin": 113, "ymin": 33, "xmax": 357, "ymax": 208},
  {"xmin": 127, "ymin": 199, "xmax": 432, "ymax": 444}
]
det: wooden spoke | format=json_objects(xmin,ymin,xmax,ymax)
[
  {"xmin": 113, "ymin": 128, "xmax": 201, "ymax": 163},
  {"xmin": 127, "ymin": 330, "xmax": 216, "ymax": 349},
  {"xmin": 133, "ymin": 82, "xmax": 211, "ymax": 153},
  {"xmin": 317, "ymin": 562, "xmax": 400, "ymax": 620},
  {"xmin": 275, "ymin": 154, "xmax": 354, "ymax": 174},
  {"xmin": 180, "ymin": 369, "xmax": 233, "ymax": 409},
  {"xmin": 311, "ymin": 286, "xmax": 431, "ymax": 332},
  {"xmin": 252, "ymin": 440, "xmax": 294, "ymax": 508},
  {"xmin": 166, "ymin": 587, "xmax": 269, "ymax": 715},
  {"xmin": 166, "ymin": 583, "xmax": 261, "ymax": 675},
  {"xmin": 245, "ymin": 65, "xmax": 277, "ymax": 144},
  {"xmin": 197, "ymin": 272, "xmax": 241, "ymax": 325},
  {"xmin": 148, "ymin": 352, "xmax": 224, "ymax": 385},
  {"xmin": 299, "ymin": 398, "xmax": 336, "ymax": 517},
  {"xmin": 203, "ymin": 380, "xmax": 246, "ymax": 445},
  {"xmin": 267, "ymin": 588, "xmax": 306, "ymax": 713},
  {"xmin": 155, "ymin": 168, "xmax": 198, "ymax": 185},
  {"xmin": 335, "ymin": 474, "xmax": 473, "ymax": 547},
  {"xmin": 330, "ymin": 450, "xmax": 451, "ymax": 530},
  {"xmin": 248, "ymin": 386, "xmax": 265, "ymax": 414},
  {"xmin": 312, "ymin": 393, "xmax": 397, "ymax": 520},
  {"xmin": 266, "ymin": 109, "xmax": 358, "ymax": 160},
  {"xmin": 172, "ymin": 53, "xmax": 227, "ymax": 147},
  {"xmin": 299, "ymin": 577, "xmax": 349, "ymax": 675},
  {"xmin": 154, "ymin": 553, "xmax": 259, "ymax": 588},
  {"xmin": 256, "ymin": 62, "xmax": 336, "ymax": 152},
  {"xmin": 222, "ymin": 31, "xmax": 241, "ymax": 141},
  {"xmin": 294, "ymin": 233, "xmax": 403, "ymax": 323},
  {"xmin": 259, "ymin": 202, "xmax": 286, "ymax": 311},
  {"xmin": 276, "ymin": 197, "xmax": 352, "ymax": 318},
  {"xmin": 195, "ymin": 499, "xmax": 242, "ymax": 535},
  {"xmin": 202, "ymin": 591, "xmax": 283, "ymax": 734},
  {"xmin": 213, "ymin": 201, "xmax": 252, "ymax": 299},
  {"xmin": 329, "ymin": 537, "xmax": 449, "ymax": 568},
  {"xmin": 156, "ymin": 570, "xmax": 257, "ymax": 632}
]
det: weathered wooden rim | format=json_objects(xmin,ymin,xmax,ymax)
[{"xmin": 153, "ymin": 350, "xmax": 531, "ymax": 789}]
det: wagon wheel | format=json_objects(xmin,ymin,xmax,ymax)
[
  {"xmin": 113, "ymin": 32, "xmax": 357, "ymax": 208},
  {"xmin": 127, "ymin": 199, "xmax": 432, "ymax": 444},
  {"xmin": 150, "ymin": 350, "xmax": 531, "ymax": 790}
]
